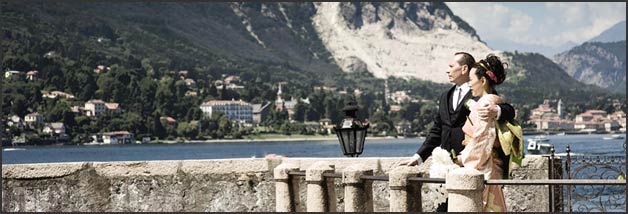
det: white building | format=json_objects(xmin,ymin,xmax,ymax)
[
  {"xmin": 85, "ymin": 100, "xmax": 120, "ymax": 116},
  {"xmin": 200, "ymin": 100, "xmax": 253, "ymax": 123},
  {"xmin": 25, "ymin": 112, "xmax": 44, "ymax": 126},
  {"xmin": 102, "ymin": 131, "xmax": 134, "ymax": 144},
  {"xmin": 43, "ymin": 122, "xmax": 66, "ymax": 135},
  {"xmin": 252, "ymin": 102, "xmax": 272, "ymax": 124},
  {"xmin": 42, "ymin": 91, "xmax": 75, "ymax": 99},
  {"xmin": 85, "ymin": 99, "xmax": 106, "ymax": 116}
]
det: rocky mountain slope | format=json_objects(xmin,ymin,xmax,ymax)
[
  {"xmin": 311, "ymin": 2, "xmax": 491, "ymax": 82},
  {"xmin": 588, "ymin": 20, "xmax": 626, "ymax": 43},
  {"xmin": 553, "ymin": 41, "xmax": 626, "ymax": 94},
  {"xmin": 501, "ymin": 51, "xmax": 612, "ymax": 104}
]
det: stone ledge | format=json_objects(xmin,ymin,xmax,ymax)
[
  {"xmin": 2, "ymin": 162, "xmax": 89, "ymax": 179},
  {"xmin": 93, "ymin": 160, "xmax": 181, "ymax": 177}
]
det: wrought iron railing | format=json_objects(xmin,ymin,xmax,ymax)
[{"xmin": 558, "ymin": 145, "xmax": 626, "ymax": 212}]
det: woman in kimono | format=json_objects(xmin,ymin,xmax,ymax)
[{"xmin": 459, "ymin": 54, "xmax": 515, "ymax": 212}]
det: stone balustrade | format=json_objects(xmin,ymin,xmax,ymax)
[{"xmin": 2, "ymin": 156, "xmax": 555, "ymax": 212}]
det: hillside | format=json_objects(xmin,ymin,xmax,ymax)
[
  {"xmin": 553, "ymin": 41, "xmax": 626, "ymax": 94},
  {"xmin": 588, "ymin": 20, "xmax": 626, "ymax": 43},
  {"xmin": 1, "ymin": 2, "xmax": 624, "ymax": 142},
  {"xmin": 312, "ymin": 2, "xmax": 491, "ymax": 82}
]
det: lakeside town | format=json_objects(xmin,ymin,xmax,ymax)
[{"xmin": 3, "ymin": 68, "xmax": 626, "ymax": 146}]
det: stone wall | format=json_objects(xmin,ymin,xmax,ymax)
[{"xmin": 2, "ymin": 155, "xmax": 556, "ymax": 212}]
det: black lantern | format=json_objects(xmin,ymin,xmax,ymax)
[{"xmin": 334, "ymin": 102, "xmax": 369, "ymax": 157}]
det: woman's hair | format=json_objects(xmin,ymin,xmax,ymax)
[{"xmin": 474, "ymin": 54, "xmax": 507, "ymax": 87}]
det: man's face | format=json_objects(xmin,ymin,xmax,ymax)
[{"xmin": 446, "ymin": 54, "xmax": 469, "ymax": 85}]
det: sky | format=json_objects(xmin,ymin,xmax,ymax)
[{"xmin": 446, "ymin": 2, "xmax": 626, "ymax": 57}]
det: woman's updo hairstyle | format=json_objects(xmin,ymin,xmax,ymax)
[{"xmin": 474, "ymin": 54, "xmax": 507, "ymax": 86}]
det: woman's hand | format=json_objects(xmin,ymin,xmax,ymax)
[
  {"xmin": 478, "ymin": 103, "xmax": 499, "ymax": 121},
  {"xmin": 477, "ymin": 94, "xmax": 503, "ymax": 121}
]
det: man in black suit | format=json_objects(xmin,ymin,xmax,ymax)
[{"xmin": 398, "ymin": 52, "xmax": 515, "ymax": 211}]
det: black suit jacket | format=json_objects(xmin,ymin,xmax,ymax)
[{"xmin": 415, "ymin": 85, "xmax": 515, "ymax": 161}]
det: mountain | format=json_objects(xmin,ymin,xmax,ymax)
[
  {"xmin": 553, "ymin": 41, "xmax": 626, "ymax": 94},
  {"xmin": 486, "ymin": 39, "xmax": 577, "ymax": 59},
  {"xmin": 1, "ymin": 2, "xmax": 619, "ymax": 104},
  {"xmin": 312, "ymin": 2, "xmax": 491, "ymax": 82},
  {"xmin": 588, "ymin": 20, "xmax": 626, "ymax": 43},
  {"xmin": 1, "ymin": 2, "xmax": 492, "ymax": 84},
  {"xmin": 1, "ymin": 2, "xmax": 343, "ymax": 83}
]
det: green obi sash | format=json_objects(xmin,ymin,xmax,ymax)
[{"xmin": 496, "ymin": 119, "xmax": 524, "ymax": 179}]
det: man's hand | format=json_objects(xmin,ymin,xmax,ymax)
[
  {"xmin": 398, "ymin": 158, "xmax": 419, "ymax": 166},
  {"xmin": 478, "ymin": 103, "xmax": 499, "ymax": 121}
]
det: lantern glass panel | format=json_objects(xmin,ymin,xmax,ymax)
[
  {"xmin": 356, "ymin": 128, "xmax": 366, "ymax": 154},
  {"xmin": 341, "ymin": 130, "xmax": 352, "ymax": 154}
]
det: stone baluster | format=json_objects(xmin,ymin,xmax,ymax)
[
  {"xmin": 273, "ymin": 163, "xmax": 299, "ymax": 212},
  {"xmin": 342, "ymin": 165, "xmax": 373, "ymax": 212},
  {"xmin": 305, "ymin": 161, "xmax": 335, "ymax": 212},
  {"xmin": 446, "ymin": 167, "xmax": 485, "ymax": 212},
  {"xmin": 388, "ymin": 166, "xmax": 422, "ymax": 212}
]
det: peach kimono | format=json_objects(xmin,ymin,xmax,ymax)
[{"xmin": 459, "ymin": 94, "xmax": 508, "ymax": 212}]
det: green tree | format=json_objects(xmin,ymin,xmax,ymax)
[
  {"xmin": 155, "ymin": 77, "xmax": 176, "ymax": 116},
  {"xmin": 292, "ymin": 100, "xmax": 307, "ymax": 122}
]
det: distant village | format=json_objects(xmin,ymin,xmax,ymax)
[
  {"xmin": 3, "ymin": 68, "xmax": 626, "ymax": 145},
  {"xmin": 528, "ymin": 99, "xmax": 626, "ymax": 133}
]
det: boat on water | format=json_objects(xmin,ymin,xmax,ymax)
[
  {"xmin": 602, "ymin": 134, "xmax": 625, "ymax": 140},
  {"xmin": 527, "ymin": 135, "xmax": 552, "ymax": 154},
  {"xmin": 3, "ymin": 148, "xmax": 26, "ymax": 151}
]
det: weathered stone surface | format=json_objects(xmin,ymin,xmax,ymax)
[
  {"xmin": 503, "ymin": 155, "xmax": 556, "ymax": 212},
  {"xmin": 305, "ymin": 161, "xmax": 335, "ymax": 212},
  {"xmin": 446, "ymin": 168, "xmax": 484, "ymax": 212},
  {"xmin": 388, "ymin": 166, "xmax": 422, "ymax": 212},
  {"xmin": 2, "ymin": 162, "xmax": 89, "ymax": 179},
  {"xmin": 305, "ymin": 161, "xmax": 334, "ymax": 182},
  {"xmin": 446, "ymin": 167, "xmax": 484, "ymax": 191},
  {"xmin": 273, "ymin": 163, "xmax": 299, "ymax": 180},
  {"xmin": 389, "ymin": 166, "xmax": 419, "ymax": 188},
  {"xmin": 341, "ymin": 164, "xmax": 372, "ymax": 184},
  {"xmin": 93, "ymin": 161, "xmax": 180, "ymax": 177},
  {"xmin": 2, "ymin": 156, "xmax": 555, "ymax": 212},
  {"xmin": 179, "ymin": 159, "xmax": 269, "ymax": 174},
  {"xmin": 274, "ymin": 163, "xmax": 300, "ymax": 212},
  {"xmin": 342, "ymin": 165, "xmax": 373, "ymax": 212}
]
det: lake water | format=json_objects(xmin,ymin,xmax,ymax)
[{"xmin": 2, "ymin": 134, "xmax": 625, "ymax": 164}]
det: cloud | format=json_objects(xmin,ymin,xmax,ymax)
[
  {"xmin": 541, "ymin": 2, "xmax": 626, "ymax": 45},
  {"xmin": 446, "ymin": 3, "xmax": 535, "ymax": 43},
  {"xmin": 446, "ymin": 2, "xmax": 626, "ymax": 49}
]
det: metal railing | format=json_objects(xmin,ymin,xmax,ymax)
[
  {"xmin": 288, "ymin": 170, "xmax": 446, "ymax": 183},
  {"xmin": 546, "ymin": 144, "xmax": 627, "ymax": 212}
]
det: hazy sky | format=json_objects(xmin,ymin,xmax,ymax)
[{"xmin": 446, "ymin": 2, "xmax": 626, "ymax": 56}]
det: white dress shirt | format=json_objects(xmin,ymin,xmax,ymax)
[{"xmin": 452, "ymin": 82, "xmax": 470, "ymax": 111}]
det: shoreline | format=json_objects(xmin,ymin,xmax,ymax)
[
  {"xmin": 156, "ymin": 136, "xmax": 420, "ymax": 144},
  {"xmin": 4, "ymin": 132, "xmax": 624, "ymax": 147},
  {"xmin": 5, "ymin": 136, "xmax": 423, "ymax": 147}
]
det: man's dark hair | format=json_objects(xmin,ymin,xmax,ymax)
[{"xmin": 454, "ymin": 52, "xmax": 475, "ymax": 71}]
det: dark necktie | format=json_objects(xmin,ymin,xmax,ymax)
[{"xmin": 454, "ymin": 88, "xmax": 462, "ymax": 110}]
